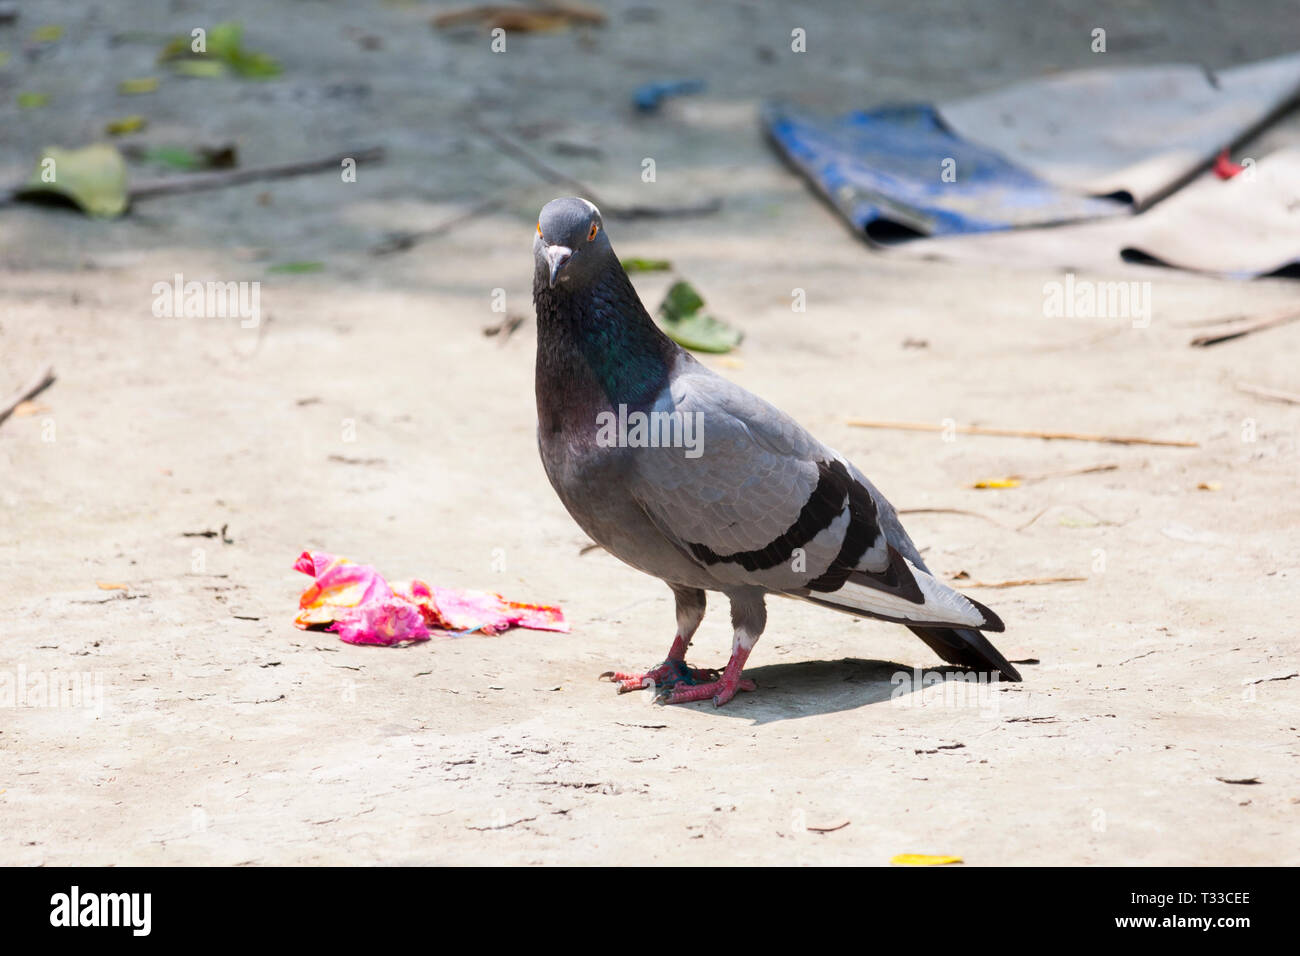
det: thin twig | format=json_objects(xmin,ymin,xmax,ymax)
[
  {"xmin": 1235, "ymin": 381, "xmax": 1300, "ymax": 405},
  {"xmin": 847, "ymin": 419, "xmax": 1197, "ymax": 448},
  {"xmin": 1016, "ymin": 503, "xmax": 1130, "ymax": 532},
  {"xmin": 0, "ymin": 364, "xmax": 55, "ymax": 427},
  {"xmin": 1189, "ymin": 309, "xmax": 1300, "ymax": 348},
  {"xmin": 370, "ymin": 196, "xmax": 505, "ymax": 255},
  {"xmin": 955, "ymin": 576, "xmax": 1087, "ymax": 589},
  {"xmin": 129, "ymin": 147, "xmax": 386, "ymax": 201},
  {"xmin": 1010, "ymin": 463, "xmax": 1119, "ymax": 482},
  {"xmin": 898, "ymin": 508, "xmax": 1006, "ymax": 527},
  {"xmin": 469, "ymin": 121, "xmax": 720, "ymax": 220},
  {"xmin": 806, "ymin": 820, "xmax": 851, "ymax": 833}
]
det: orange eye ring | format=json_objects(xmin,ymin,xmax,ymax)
[
  {"xmin": 536, "ymin": 221, "xmax": 542, "ymax": 237},
  {"xmin": 587, "ymin": 222, "xmax": 599, "ymax": 242}
]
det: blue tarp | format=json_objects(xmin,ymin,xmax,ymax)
[{"xmin": 764, "ymin": 103, "xmax": 1129, "ymax": 244}]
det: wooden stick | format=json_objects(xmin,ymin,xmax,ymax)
[
  {"xmin": 469, "ymin": 121, "xmax": 720, "ymax": 220},
  {"xmin": 955, "ymin": 576, "xmax": 1087, "ymax": 589},
  {"xmin": 1189, "ymin": 309, "xmax": 1300, "ymax": 347},
  {"xmin": 898, "ymin": 507, "xmax": 1004, "ymax": 526},
  {"xmin": 1235, "ymin": 381, "xmax": 1300, "ymax": 405},
  {"xmin": 0, "ymin": 364, "xmax": 55, "ymax": 427},
  {"xmin": 1003, "ymin": 463, "xmax": 1120, "ymax": 483},
  {"xmin": 1, "ymin": 147, "xmax": 387, "ymax": 208},
  {"xmin": 370, "ymin": 196, "xmax": 505, "ymax": 255},
  {"xmin": 846, "ymin": 419, "xmax": 1197, "ymax": 448},
  {"xmin": 1032, "ymin": 463, "xmax": 1118, "ymax": 478},
  {"xmin": 128, "ymin": 147, "xmax": 386, "ymax": 201}
]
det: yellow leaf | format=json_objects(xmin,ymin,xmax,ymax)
[
  {"xmin": 105, "ymin": 115, "xmax": 148, "ymax": 135},
  {"xmin": 118, "ymin": 77, "xmax": 160, "ymax": 95},
  {"xmin": 1197, "ymin": 481, "xmax": 1221, "ymax": 491},
  {"xmin": 1058, "ymin": 515, "xmax": 1098, "ymax": 528},
  {"xmin": 973, "ymin": 478, "xmax": 1020, "ymax": 489},
  {"xmin": 96, "ymin": 581, "xmax": 128, "ymax": 591},
  {"xmin": 891, "ymin": 853, "xmax": 963, "ymax": 866},
  {"xmin": 31, "ymin": 25, "xmax": 65, "ymax": 43},
  {"xmin": 19, "ymin": 143, "xmax": 129, "ymax": 219}
]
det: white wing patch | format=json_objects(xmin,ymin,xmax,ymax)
[{"xmin": 819, "ymin": 559, "xmax": 988, "ymax": 628}]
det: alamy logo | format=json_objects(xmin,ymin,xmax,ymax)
[
  {"xmin": 1042, "ymin": 273, "xmax": 1151, "ymax": 328},
  {"xmin": 50, "ymin": 886, "xmax": 151, "ymax": 936},
  {"xmin": 1, "ymin": 664, "xmax": 103, "ymax": 716},
  {"xmin": 890, "ymin": 667, "xmax": 1001, "ymax": 717},
  {"xmin": 151, "ymin": 273, "xmax": 260, "ymax": 328},
  {"xmin": 595, "ymin": 404, "xmax": 705, "ymax": 459}
]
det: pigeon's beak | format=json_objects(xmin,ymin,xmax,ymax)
[{"xmin": 545, "ymin": 245, "xmax": 573, "ymax": 288}]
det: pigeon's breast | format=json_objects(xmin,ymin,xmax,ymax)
[{"xmin": 538, "ymin": 436, "xmax": 716, "ymax": 589}]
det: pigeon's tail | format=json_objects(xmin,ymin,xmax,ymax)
[{"xmin": 908, "ymin": 625, "xmax": 1022, "ymax": 682}]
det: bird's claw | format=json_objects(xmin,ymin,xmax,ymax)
[
  {"xmin": 658, "ymin": 677, "xmax": 757, "ymax": 707},
  {"xmin": 599, "ymin": 659, "xmax": 722, "ymax": 695}
]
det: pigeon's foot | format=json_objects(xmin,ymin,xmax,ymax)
[
  {"xmin": 600, "ymin": 657, "xmax": 719, "ymax": 694},
  {"xmin": 600, "ymin": 634, "xmax": 696, "ymax": 693},
  {"xmin": 660, "ymin": 674, "xmax": 757, "ymax": 707},
  {"xmin": 599, "ymin": 635, "xmax": 757, "ymax": 706},
  {"xmin": 659, "ymin": 643, "xmax": 756, "ymax": 707}
]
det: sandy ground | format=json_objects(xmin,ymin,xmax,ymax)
[{"xmin": 2, "ymin": 1, "xmax": 1298, "ymax": 865}]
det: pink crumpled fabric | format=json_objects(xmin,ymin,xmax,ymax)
[{"xmin": 292, "ymin": 550, "xmax": 569, "ymax": 646}]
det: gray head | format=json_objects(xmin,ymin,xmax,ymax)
[{"xmin": 534, "ymin": 197, "xmax": 612, "ymax": 289}]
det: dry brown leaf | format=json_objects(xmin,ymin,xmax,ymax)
[{"xmin": 434, "ymin": 4, "xmax": 605, "ymax": 32}]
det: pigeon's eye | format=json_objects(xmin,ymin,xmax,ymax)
[
  {"xmin": 536, "ymin": 222, "xmax": 542, "ymax": 237},
  {"xmin": 587, "ymin": 222, "xmax": 599, "ymax": 242}
]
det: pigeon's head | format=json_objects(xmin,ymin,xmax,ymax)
[{"xmin": 534, "ymin": 197, "xmax": 611, "ymax": 289}]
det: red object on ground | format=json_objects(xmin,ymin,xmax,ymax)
[
  {"xmin": 292, "ymin": 550, "xmax": 568, "ymax": 645},
  {"xmin": 1213, "ymin": 149, "xmax": 1247, "ymax": 179}
]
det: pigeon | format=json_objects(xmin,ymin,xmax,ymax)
[{"xmin": 532, "ymin": 197, "xmax": 1020, "ymax": 707}]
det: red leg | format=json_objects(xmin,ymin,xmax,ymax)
[
  {"xmin": 599, "ymin": 635, "xmax": 721, "ymax": 693},
  {"xmin": 661, "ymin": 642, "xmax": 756, "ymax": 707}
]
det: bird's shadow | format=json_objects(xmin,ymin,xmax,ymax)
[{"xmin": 675, "ymin": 658, "xmax": 986, "ymax": 724}]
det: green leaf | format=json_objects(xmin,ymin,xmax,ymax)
[
  {"xmin": 136, "ymin": 145, "xmax": 204, "ymax": 170},
  {"xmin": 118, "ymin": 77, "xmax": 160, "ymax": 94},
  {"xmin": 160, "ymin": 21, "xmax": 281, "ymax": 80},
  {"xmin": 658, "ymin": 280, "xmax": 705, "ymax": 319},
  {"xmin": 267, "ymin": 261, "xmax": 325, "ymax": 274},
  {"xmin": 655, "ymin": 280, "xmax": 742, "ymax": 353},
  {"xmin": 19, "ymin": 143, "xmax": 129, "ymax": 219},
  {"xmin": 227, "ymin": 50, "xmax": 282, "ymax": 79},
  {"xmin": 17, "ymin": 92, "xmax": 50, "ymax": 108},
  {"xmin": 128, "ymin": 143, "xmax": 237, "ymax": 170},
  {"xmin": 171, "ymin": 59, "xmax": 226, "ymax": 78},
  {"xmin": 206, "ymin": 22, "xmax": 245, "ymax": 60},
  {"xmin": 621, "ymin": 257, "xmax": 672, "ymax": 273}
]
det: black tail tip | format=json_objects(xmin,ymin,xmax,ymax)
[
  {"xmin": 907, "ymin": 625, "xmax": 1021, "ymax": 683},
  {"xmin": 996, "ymin": 661, "xmax": 1023, "ymax": 682},
  {"xmin": 969, "ymin": 596, "xmax": 1005, "ymax": 633}
]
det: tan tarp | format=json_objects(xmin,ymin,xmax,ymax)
[
  {"xmin": 938, "ymin": 52, "xmax": 1300, "ymax": 208},
  {"xmin": 888, "ymin": 148, "xmax": 1300, "ymax": 279}
]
